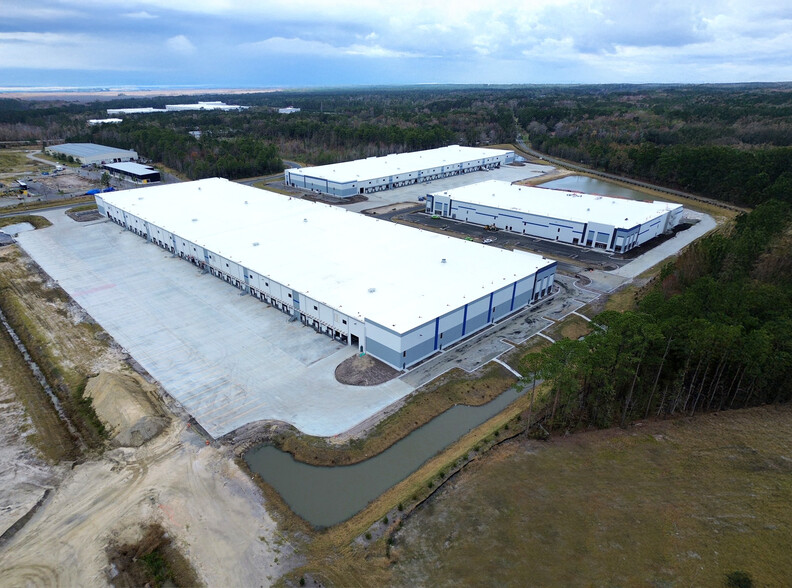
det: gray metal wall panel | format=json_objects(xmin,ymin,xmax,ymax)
[
  {"xmin": 465, "ymin": 310, "xmax": 489, "ymax": 334},
  {"xmin": 438, "ymin": 323, "xmax": 463, "ymax": 347},
  {"xmin": 365, "ymin": 337, "xmax": 402, "ymax": 369},
  {"xmin": 403, "ymin": 337, "xmax": 436, "ymax": 367},
  {"xmin": 513, "ymin": 290, "xmax": 533, "ymax": 309}
]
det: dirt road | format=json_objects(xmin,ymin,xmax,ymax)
[{"xmin": 0, "ymin": 422, "xmax": 299, "ymax": 586}]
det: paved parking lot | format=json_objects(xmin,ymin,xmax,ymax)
[{"xmin": 17, "ymin": 212, "xmax": 413, "ymax": 438}]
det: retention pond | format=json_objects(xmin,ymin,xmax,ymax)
[
  {"xmin": 245, "ymin": 385, "xmax": 527, "ymax": 528},
  {"xmin": 541, "ymin": 175, "xmax": 652, "ymax": 201}
]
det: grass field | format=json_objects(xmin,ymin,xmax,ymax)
[
  {"xmin": 544, "ymin": 313, "xmax": 592, "ymax": 342},
  {"xmin": 0, "ymin": 150, "xmax": 41, "ymax": 174},
  {"xmin": 391, "ymin": 404, "xmax": 792, "ymax": 586},
  {"xmin": 0, "ymin": 215, "xmax": 52, "ymax": 230}
]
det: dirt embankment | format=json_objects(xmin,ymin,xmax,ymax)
[
  {"xmin": 0, "ymin": 241, "xmax": 300, "ymax": 585},
  {"xmin": 84, "ymin": 372, "xmax": 169, "ymax": 447}
]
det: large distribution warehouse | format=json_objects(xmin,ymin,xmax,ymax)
[
  {"xmin": 427, "ymin": 180, "xmax": 684, "ymax": 253},
  {"xmin": 95, "ymin": 178, "xmax": 556, "ymax": 370},
  {"xmin": 284, "ymin": 145, "xmax": 514, "ymax": 198},
  {"xmin": 46, "ymin": 143, "xmax": 138, "ymax": 165}
]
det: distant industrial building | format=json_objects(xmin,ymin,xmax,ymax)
[
  {"xmin": 46, "ymin": 143, "xmax": 138, "ymax": 165},
  {"xmin": 107, "ymin": 101, "xmax": 248, "ymax": 115},
  {"xmin": 278, "ymin": 106, "xmax": 300, "ymax": 114},
  {"xmin": 88, "ymin": 118, "xmax": 123, "ymax": 125},
  {"xmin": 105, "ymin": 107, "xmax": 163, "ymax": 115},
  {"xmin": 284, "ymin": 145, "xmax": 514, "ymax": 198},
  {"xmin": 95, "ymin": 178, "xmax": 556, "ymax": 370},
  {"xmin": 427, "ymin": 180, "xmax": 684, "ymax": 253},
  {"xmin": 103, "ymin": 162, "xmax": 161, "ymax": 184},
  {"xmin": 164, "ymin": 101, "xmax": 248, "ymax": 112}
]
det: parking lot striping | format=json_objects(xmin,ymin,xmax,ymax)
[
  {"xmin": 572, "ymin": 310, "xmax": 592, "ymax": 322},
  {"xmin": 537, "ymin": 332, "xmax": 556, "ymax": 343}
]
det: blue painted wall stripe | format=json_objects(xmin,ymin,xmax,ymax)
[
  {"xmin": 510, "ymin": 282, "xmax": 516, "ymax": 311},
  {"xmin": 434, "ymin": 317, "xmax": 440, "ymax": 351},
  {"xmin": 462, "ymin": 303, "xmax": 468, "ymax": 336},
  {"xmin": 487, "ymin": 292, "xmax": 494, "ymax": 323}
]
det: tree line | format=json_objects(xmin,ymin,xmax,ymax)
[{"xmin": 524, "ymin": 199, "xmax": 792, "ymax": 431}]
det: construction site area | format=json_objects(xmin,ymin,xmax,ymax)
[{"xmin": 0, "ymin": 146, "xmax": 732, "ymax": 586}]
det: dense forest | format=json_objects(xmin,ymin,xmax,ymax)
[
  {"xmin": 525, "ymin": 199, "xmax": 792, "ymax": 431},
  {"xmin": 2, "ymin": 85, "xmax": 791, "ymax": 196}
]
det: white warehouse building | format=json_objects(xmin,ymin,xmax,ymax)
[
  {"xmin": 46, "ymin": 143, "xmax": 138, "ymax": 165},
  {"xmin": 427, "ymin": 180, "xmax": 684, "ymax": 253},
  {"xmin": 95, "ymin": 178, "xmax": 556, "ymax": 370},
  {"xmin": 284, "ymin": 145, "xmax": 514, "ymax": 198}
]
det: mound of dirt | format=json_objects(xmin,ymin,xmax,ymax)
[
  {"xmin": 335, "ymin": 353, "xmax": 400, "ymax": 386},
  {"xmin": 84, "ymin": 372, "xmax": 168, "ymax": 447}
]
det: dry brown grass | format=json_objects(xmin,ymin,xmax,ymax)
[
  {"xmin": 282, "ymin": 384, "xmax": 548, "ymax": 588},
  {"xmin": 0, "ymin": 151, "xmax": 42, "ymax": 173},
  {"xmin": 544, "ymin": 313, "xmax": 593, "ymax": 341},
  {"xmin": 0, "ymin": 215, "xmax": 52, "ymax": 230},
  {"xmin": 391, "ymin": 404, "xmax": 792, "ymax": 587}
]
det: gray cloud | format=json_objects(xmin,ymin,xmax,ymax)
[{"xmin": 1, "ymin": 0, "xmax": 791, "ymax": 86}]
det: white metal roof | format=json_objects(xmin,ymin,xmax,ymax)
[
  {"xmin": 100, "ymin": 178, "xmax": 552, "ymax": 333},
  {"xmin": 48, "ymin": 143, "xmax": 137, "ymax": 158},
  {"xmin": 104, "ymin": 162, "xmax": 158, "ymax": 175},
  {"xmin": 433, "ymin": 180, "xmax": 683, "ymax": 228},
  {"xmin": 288, "ymin": 145, "xmax": 513, "ymax": 185}
]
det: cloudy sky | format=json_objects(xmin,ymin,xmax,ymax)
[{"xmin": 2, "ymin": 0, "xmax": 791, "ymax": 89}]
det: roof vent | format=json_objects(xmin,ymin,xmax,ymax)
[
  {"xmin": 441, "ymin": 258, "xmax": 447, "ymax": 264},
  {"xmin": 253, "ymin": 242, "xmax": 259, "ymax": 246},
  {"xmin": 192, "ymin": 218, "xmax": 198, "ymax": 222},
  {"xmin": 245, "ymin": 200, "xmax": 248, "ymax": 204},
  {"xmin": 368, "ymin": 288, "xmax": 376, "ymax": 293},
  {"xmin": 304, "ymin": 218, "xmax": 308, "ymax": 223}
]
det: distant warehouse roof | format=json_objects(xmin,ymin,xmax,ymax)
[
  {"xmin": 104, "ymin": 162, "xmax": 160, "ymax": 182},
  {"xmin": 46, "ymin": 143, "xmax": 137, "ymax": 164},
  {"xmin": 432, "ymin": 180, "xmax": 682, "ymax": 227},
  {"xmin": 288, "ymin": 145, "xmax": 513, "ymax": 185}
]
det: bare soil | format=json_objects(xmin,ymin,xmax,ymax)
[
  {"xmin": 0, "ymin": 243, "xmax": 300, "ymax": 585},
  {"xmin": 335, "ymin": 353, "xmax": 400, "ymax": 386},
  {"xmin": 37, "ymin": 171, "xmax": 96, "ymax": 194}
]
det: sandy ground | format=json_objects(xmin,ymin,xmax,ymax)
[
  {"xmin": 0, "ymin": 421, "xmax": 299, "ymax": 586},
  {"xmin": 0, "ymin": 384, "xmax": 68, "ymax": 538}
]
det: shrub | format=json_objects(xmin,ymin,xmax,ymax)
[
  {"xmin": 725, "ymin": 571, "xmax": 753, "ymax": 588},
  {"xmin": 365, "ymin": 532, "xmax": 371, "ymax": 540}
]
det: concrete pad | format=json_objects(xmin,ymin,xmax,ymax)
[
  {"xmin": 17, "ymin": 211, "xmax": 413, "ymax": 438},
  {"xmin": 343, "ymin": 163, "xmax": 553, "ymax": 212},
  {"xmin": 611, "ymin": 213, "xmax": 717, "ymax": 279}
]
